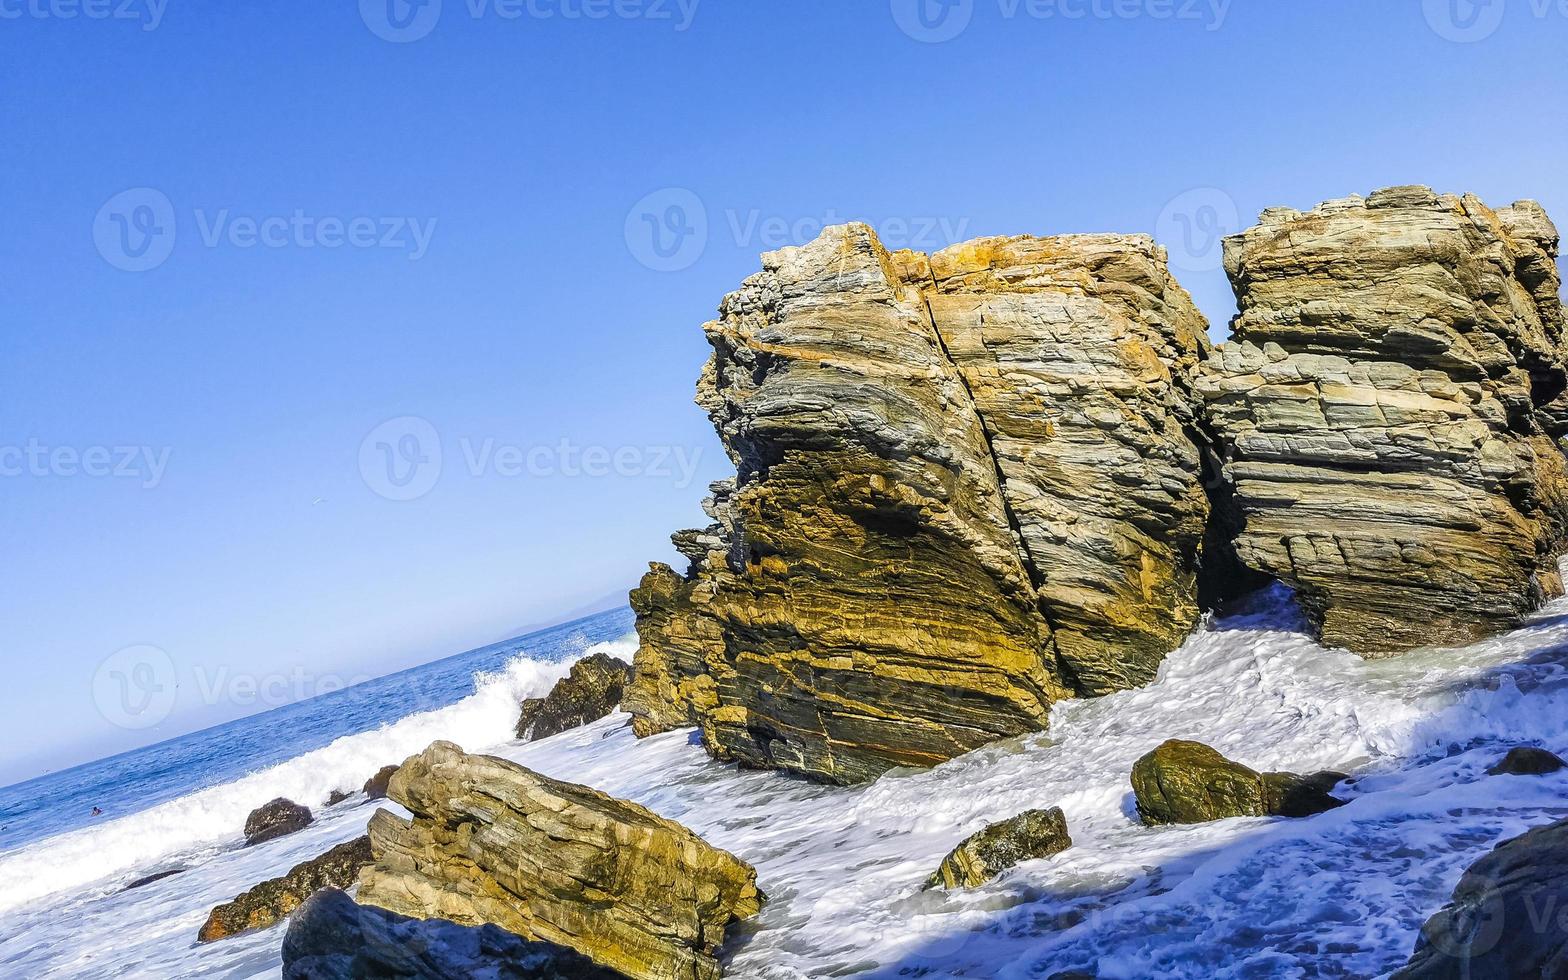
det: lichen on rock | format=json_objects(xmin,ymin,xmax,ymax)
[
  {"xmin": 924, "ymin": 807, "xmax": 1073, "ymax": 890},
  {"xmin": 625, "ymin": 222, "xmax": 1215, "ymax": 783},
  {"xmin": 198, "ymin": 835, "xmax": 372, "ymax": 943}
]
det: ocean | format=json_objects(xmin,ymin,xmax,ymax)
[{"xmin": 4, "ymin": 588, "xmax": 1568, "ymax": 978}]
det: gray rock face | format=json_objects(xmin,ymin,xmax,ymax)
[
  {"xmin": 281, "ymin": 888, "xmax": 626, "ymax": 980},
  {"xmin": 626, "ymin": 224, "xmax": 1214, "ymax": 784},
  {"xmin": 1395, "ymin": 817, "xmax": 1568, "ymax": 979},
  {"xmin": 924, "ymin": 807, "xmax": 1073, "ymax": 890},
  {"xmin": 355, "ymin": 741, "xmax": 763, "ymax": 980},
  {"xmin": 1199, "ymin": 187, "xmax": 1568, "ymax": 652},
  {"xmin": 243, "ymin": 798, "xmax": 313, "ymax": 847}
]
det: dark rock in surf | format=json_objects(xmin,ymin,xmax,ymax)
[
  {"xmin": 362, "ymin": 765, "xmax": 399, "ymax": 800},
  {"xmin": 925, "ymin": 807, "xmax": 1073, "ymax": 890},
  {"xmin": 198, "ymin": 835, "xmax": 372, "ymax": 943},
  {"xmin": 1131, "ymin": 739, "xmax": 1345, "ymax": 825},
  {"xmin": 1395, "ymin": 816, "xmax": 1568, "ymax": 978},
  {"xmin": 515, "ymin": 653, "xmax": 632, "ymax": 741},
  {"xmin": 123, "ymin": 867, "xmax": 184, "ymax": 891},
  {"xmin": 324, "ymin": 789, "xmax": 351, "ymax": 806},
  {"xmin": 281, "ymin": 887, "xmax": 627, "ymax": 979},
  {"xmin": 1487, "ymin": 746, "xmax": 1566, "ymax": 776},
  {"xmin": 244, "ymin": 798, "xmax": 314, "ymax": 846}
]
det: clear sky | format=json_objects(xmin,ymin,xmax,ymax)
[{"xmin": 2, "ymin": 0, "xmax": 1564, "ymax": 786}]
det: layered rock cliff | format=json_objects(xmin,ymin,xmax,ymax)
[
  {"xmin": 1198, "ymin": 186, "xmax": 1568, "ymax": 651},
  {"xmin": 626, "ymin": 224, "xmax": 1214, "ymax": 783}
]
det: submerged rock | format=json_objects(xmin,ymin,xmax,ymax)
[
  {"xmin": 243, "ymin": 798, "xmax": 313, "ymax": 846},
  {"xmin": 198, "ymin": 836, "xmax": 372, "ymax": 942},
  {"xmin": 515, "ymin": 652, "xmax": 632, "ymax": 740},
  {"xmin": 361, "ymin": 764, "xmax": 399, "ymax": 800},
  {"xmin": 1395, "ymin": 817, "xmax": 1568, "ymax": 978},
  {"xmin": 1486, "ymin": 745, "xmax": 1566, "ymax": 776},
  {"xmin": 281, "ymin": 887, "xmax": 626, "ymax": 980},
  {"xmin": 356, "ymin": 741, "xmax": 764, "ymax": 980},
  {"xmin": 1199, "ymin": 187, "xmax": 1568, "ymax": 653},
  {"xmin": 1131, "ymin": 739, "xmax": 1345, "ymax": 825},
  {"xmin": 626, "ymin": 223, "xmax": 1214, "ymax": 783},
  {"xmin": 925, "ymin": 807, "xmax": 1073, "ymax": 890},
  {"xmin": 122, "ymin": 868, "xmax": 184, "ymax": 891}
]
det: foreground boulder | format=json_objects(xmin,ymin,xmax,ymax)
[
  {"xmin": 1131, "ymin": 739, "xmax": 1345, "ymax": 825},
  {"xmin": 625, "ymin": 223, "xmax": 1215, "ymax": 783},
  {"xmin": 282, "ymin": 888, "xmax": 626, "ymax": 980},
  {"xmin": 356, "ymin": 741, "xmax": 764, "ymax": 980},
  {"xmin": 198, "ymin": 836, "xmax": 372, "ymax": 942},
  {"xmin": 516, "ymin": 652, "xmax": 632, "ymax": 740},
  {"xmin": 925, "ymin": 807, "xmax": 1072, "ymax": 890},
  {"xmin": 1198, "ymin": 187, "xmax": 1568, "ymax": 653},
  {"xmin": 244, "ymin": 798, "xmax": 313, "ymax": 846},
  {"xmin": 1395, "ymin": 817, "xmax": 1568, "ymax": 978}
]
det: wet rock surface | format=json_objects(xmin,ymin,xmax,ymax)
[
  {"xmin": 362, "ymin": 765, "xmax": 399, "ymax": 800},
  {"xmin": 925, "ymin": 807, "xmax": 1073, "ymax": 890},
  {"xmin": 516, "ymin": 652, "xmax": 632, "ymax": 741},
  {"xmin": 243, "ymin": 798, "xmax": 313, "ymax": 846},
  {"xmin": 1131, "ymin": 739, "xmax": 1345, "ymax": 825},
  {"xmin": 1199, "ymin": 187, "xmax": 1568, "ymax": 653},
  {"xmin": 1486, "ymin": 746, "xmax": 1567, "ymax": 776},
  {"xmin": 281, "ymin": 887, "xmax": 627, "ymax": 980},
  {"xmin": 198, "ymin": 836, "xmax": 372, "ymax": 942},
  {"xmin": 626, "ymin": 223, "xmax": 1213, "ymax": 783},
  {"xmin": 356, "ymin": 741, "xmax": 763, "ymax": 980},
  {"xmin": 1395, "ymin": 817, "xmax": 1568, "ymax": 978}
]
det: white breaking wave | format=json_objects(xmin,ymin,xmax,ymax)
[{"xmin": 0, "ymin": 640, "xmax": 634, "ymax": 918}]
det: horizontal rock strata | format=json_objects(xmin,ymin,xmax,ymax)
[
  {"xmin": 626, "ymin": 223, "xmax": 1214, "ymax": 782},
  {"xmin": 356, "ymin": 741, "xmax": 763, "ymax": 980},
  {"xmin": 1199, "ymin": 187, "xmax": 1568, "ymax": 652}
]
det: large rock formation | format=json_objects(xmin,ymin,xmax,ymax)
[
  {"xmin": 626, "ymin": 223, "xmax": 1214, "ymax": 783},
  {"xmin": 282, "ymin": 888, "xmax": 626, "ymax": 980},
  {"xmin": 1395, "ymin": 816, "xmax": 1568, "ymax": 978},
  {"xmin": 356, "ymin": 741, "xmax": 763, "ymax": 980},
  {"xmin": 516, "ymin": 652, "xmax": 632, "ymax": 740},
  {"xmin": 198, "ymin": 836, "xmax": 373, "ymax": 943},
  {"xmin": 1199, "ymin": 187, "xmax": 1568, "ymax": 652}
]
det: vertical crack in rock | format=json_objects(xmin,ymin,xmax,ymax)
[
  {"xmin": 625, "ymin": 223, "xmax": 1215, "ymax": 782},
  {"xmin": 1198, "ymin": 186, "xmax": 1568, "ymax": 652}
]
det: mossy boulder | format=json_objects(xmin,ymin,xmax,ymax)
[
  {"xmin": 1486, "ymin": 746, "xmax": 1566, "ymax": 776},
  {"xmin": 924, "ymin": 807, "xmax": 1072, "ymax": 890},
  {"xmin": 1131, "ymin": 740, "xmax": 1345, "ymax": 825},
  {"xmin": 199, "ymin": 836, "xmax": 372, "ymax": 942}
]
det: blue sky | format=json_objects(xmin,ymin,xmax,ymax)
[{"xmin": 1, "ymin": 0, "xmax": 1564, "ymax": 786}]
